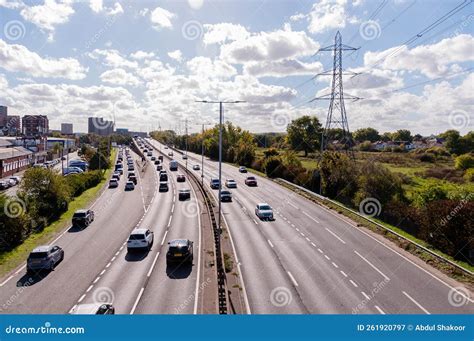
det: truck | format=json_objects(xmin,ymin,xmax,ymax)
[{"xmin": 169, "ymin": 160, "xmax": 178, "ymax": 171}]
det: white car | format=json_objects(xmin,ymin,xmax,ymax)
[
  {"xmin": 193, "ymin": 164, "xmax": 200, "ymax": 170},
  {"xmin": 127, "ymin": 228, "xmax": 154, "ymax": 251},
  {"xmin": 225, "ymin": 179, "xmax": 237, "ymax": 188},
  {"xmin": 255, "ymin": 203, "xmax": 274, "ymax": 220},
  {"xmin": 70, "ymin": 303, "xmax": 115, "ymax": 315}
]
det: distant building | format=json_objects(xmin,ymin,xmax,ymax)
[
  {"xmin": 0, "ymin": 146, "xmax": 33, "ymax": 178},
  {"xmin": 88, "ymin": 117, "xmax": 114, "ymax": 136},
  {"xmin": 116, "ymin": 128, "xmax": 129, "ymax": 135},
  {"xmin": 61, "ymin": 123, "xmax": 73, "ymax": 135},
  {"xmin": 47, "ymin": 137, "xmax": 76, "ymax": 152},
  {"xmin": 0, "ymin": 106, "xmax": 7, "ymax": 127},
  {"xmin": 2, "ymin": 115, "xmax": 20, "ymax": 136},
  {"xmin": 22, "ymin": 115, "xmax": 49, "ymax": 137}
]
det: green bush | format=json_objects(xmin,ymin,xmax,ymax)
[
  {"xmin": 263, "ymin": 156, "xmax": 286, "ymax": 178},
  {"xmin": 418, "ymin": 153, "xmax": 435, "ymax": 163},
  {"xmin": 455, "ymin": 154, "xmax": 474, "ymax": 170},
  {"xmin": 464, "ymin": 168, "xmax": 474, "ymax": 182}
]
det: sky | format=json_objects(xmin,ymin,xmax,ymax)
[{"xmin": 0, "ymin": 0, "xmax": 472, "ymax": 135}]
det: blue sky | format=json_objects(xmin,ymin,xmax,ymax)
[{"xmin": 0, "ymin": 0, "xmax": 472, "ymax": 134}]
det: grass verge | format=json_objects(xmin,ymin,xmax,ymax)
[{"xmin": 0, "ymin": 149, "xmax": 116, "ymax": 278}]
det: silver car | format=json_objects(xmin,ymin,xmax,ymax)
[
  {"xmin": 27, "ymin": 245, "xmax": 64, "ymax": 273},
  {"xmin": 127, "ymin": 228, "xmax": 154, "ymax": 251},
  {"xmin": 255, "ymin": 203, "xmax": 274, "ymax": 220}
]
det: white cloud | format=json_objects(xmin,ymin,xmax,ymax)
[
  {"xmin": 150, "ymin": 6, "xmax": 175, "ymax": 30},
  {"xmin": 100, "ymin": 68, "xmax": 141, "ymax": 87},
  {"xmin": 203, "ymin": 23, "xmax": 250, "ymax": 45},
  {"xmin": 0, "ymin": 0, "xmax": 23, "ymax": 9},
  {"xmin": 244, "ymin": 59, "xmax": 323, "ymax": 78},
  {"xmin": 364, "ymin": 34, "xmax": 474, "ymax": 78},
  {"xmin": 168, "ymin": 50, "xmax": 183, "ymax": 62},
  {"xmin": 87, "ymin": 49, "xmax": 138, "ymax": 69},
  {"xmin": 220, "ymin": 29, "xmax": 319, "ymax": 63},
  {"xmin": 0, "ymin": 39, "xmax": 87, "ymax": 79},
  {"xmin": 20, "ymin": 0, "xmax": 75, "ymax": 41},
  {"xmin": 89, "ymin": 0, "xmax": 123, "ymax": 15},
  {"xmin": 0, "ymin": 73, "xmax": 8, "ymax": 89},
  {"xmin": 130, "ymin": 50, "xmax": 155, "ymax": 60},
  {"xmin": 187, "ymin": 57, "xmax": 236, "ymax": 79}
]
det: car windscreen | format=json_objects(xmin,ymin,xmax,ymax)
[
  {"xmin": 29, "ymin": 252, "xmax": 48, "ymax": 259},
  {"xmin": 129, "ymin": 234, "xmax": 145, "ymax": 240}
]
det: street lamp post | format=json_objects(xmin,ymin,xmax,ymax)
[{"xmin": 196, "ymin": 100, "xmax": 244, "ymax": 233}]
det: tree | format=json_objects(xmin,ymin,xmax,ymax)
[
  {"xmin": 89, "ymin": 152, "xmax": 110, "ymax": 171},
  {"xmin": 19, "ymin": 168, "xmax": 71, "ymax": 223},
  {"xmin": 440, "ymin": 129, "xmax": 462, "ymax": 154},
  {"xmin": 381, "ymin": 132, "xmax": 392, "ymax": 142},
  {"xmin": 353, "ymin": 128, "xmax": 380, "ymax": 142},
  {"xmin": 286, "ymin": 115, "xmax": 322, "ymax": 157},
  {"xmin": 392, "ymin": 129, "xmax": 412, "ymax": 142},
  {"xmin": 319, "ymin": 152, "xmax": 358, "ymax": 203}
]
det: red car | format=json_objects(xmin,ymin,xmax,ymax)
[{"xmin": 245, "ymin": 176, "xmax": 257, "ymax": 186}]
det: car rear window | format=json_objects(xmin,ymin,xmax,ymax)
[
  {"xmin": 73, "ymin": 212, "xmax": 86, "ymax": 218},
  {"xmin": 169, "ymin": 246, "xmax": 186, "ymax": 252},
  {"xmin": 248, "ymin": 177, "xmax": 256, "ymax": 180},
  {"xmin": 129, "ymin": 234, "xmax": 145, "ymax": 240},
  {"xmin": 260, "ymin": 205, "xmax": 271, "ymax": 210},
  {"xmin": 29, "ymin": 252, "xmax": 48, "ymax": 259}
]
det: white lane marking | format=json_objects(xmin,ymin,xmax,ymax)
[
  {"xmin": 402, "ymin": 291, "xmax": 430, "ymax": 315},
  {"xmin": 86, "ymin": 285, "xmax": 93, "ymax": 293},
  {"xmin": 0, "ymin": 276, "xmax": 13, "ymax": 287},
  {"xmin": 15, "ymin": 264, "xmax": 26, "ymax": 275},
  {"xmin": 190, "ymin": 183, "xmax": 202, "ymax": 315},
  {"xmin": 317, "ymin": 248, "xmax": 323, "ymax": 254},
  {"xmin": 354, "ymin": 250, "xmax": 390, "ymax": 281},
  {"xmin": 318, "ymin": 200, "xmax": 474, "ymax": 304},
  {"xmin": 171, "ymin": 204, "xmax": 175, "ymax": 213},
  {"xmin": 111, "ymin": 256, "xmax": 116, "ymax": 262},
  {"xmin": 287, "ymin": 271, "xmax": 299, "ymax": 287},
  {"xmin": 361, "ymin": 291, "xmax": 370, "ymax": 300},
  {"xmin": 167, "ymin": 216, "xmax": 172, "ymax": 227},
  {"xmin": 375, "ymin": 305, "xmax": 385, "ymax": 314},
  {"xmin": 332, "ymin": 262, "xmax": 339, "ymax": 269},
  {"xmin": 302, "ymin": 211, "xmax": 319, "ymax": 223},
  {"xmin": 130, "ymin": 287, "xmax": 145, "ymax": 315},
  {"xmin": 69, "ymin": 305, "xmax": 77, "ymax": 313},
  {"xmin": 305, "ymin": 237, "xmax": 311, "ymax": 242},
  {"xmin": 300, "ymin": 232, "xmax": 305, "ymax": 237},
  {"xmin": 100, "ymin": 269, "xmax": 106, "ymax": 276},
  {"xmin": 311, "ymin": 242, "xmax": 316, "ymax": 247},
  {"xmin": 288, "ymin": 202, "xmax": 299, "ymax": 209},
  {"xmin": 161, "ymin": 230, "xmax": 168, "ymax": 246},
  {"xmin": 78, "ymin": 294, "xmax": 86, "ymax": 303},
  {"xmin": 349, "ymin": 279, "xmax": 358, "ymax": 288},
  {"xmin": 253, "ymin": 219, "xmax": 258, "ymax": 225},
  {"xmin": 340, "ymin": 270, "xmax": 348, "ymax": 278},
  {"xmin": 93, "ymin": 277, "xmax": 100, "ymax": 284},
  {"xmin": 115, "ymin": 251, "xmax": 120, "ymax": 256},
  {"xmin": 267, "ymin": 240, "xmax": 274, "ymax": 248},
  {"xmin": 147, "ymin": 252, "xmax": 160, "ymax": 278},
  {"xmin": 324, "ymin": 255, "xmax": 330, "ymax": 260},
  {"xmin": 105, "ymin": 262, "xmax": 111, "ymax": 268},
  {"xmin": 325, "ymin": 227, "xmax": 346, "ymax": 244},
  {"xmin": 295, "ymin": 228, "xmax": 300, "ymax": 232}
]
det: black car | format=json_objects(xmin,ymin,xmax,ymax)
[
  {"xmin": 72, "ymin": 209, "xmax": 94, "ymax": 228},
  {"xmin": 160, "ymin": 173, "xmax": 168, "ymax": 182},
  {"xmin": 177, "ymin": 174, "xmax": 185, "ymax": 182},
  {"xmin": 166, "ymin": 239, "xmax": 193, "ymax": 265},
  {"xmin": 178, "ymin": 189, "xmax": 191, "ymax": 201},
  {"xmin": 220, "ymin": 190, "xmax": 232, "ymax": 202},
  {"xmin": 154, "ymin": 160, "xmax": 160, "ymax": 165},
  {"xmin": 129, "ymin": 175, "xmax": 138, "ymax": 185}
]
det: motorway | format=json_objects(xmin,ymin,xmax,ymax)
[
  {"xmin": 147, "ymin": 138, "xmax": 474, "ymax": 315},
  {"xmin": 0, "ymin": 147, "xmax": 202, "ymax": 314}
]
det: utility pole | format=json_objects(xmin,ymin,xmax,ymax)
[
  {"xmin": 311, "ymin": 31, "xmax": 360, "ymax": 159},
  {"xmin": 195, "ymin": 122, "xmax": 212, "ymax": 186},
  {"xmin": 196, "ymin": 100, "xmax": 244, "ymax": 234},
  {"xmin": 185, "ymin": 118, "xmax": 188, "ymax": 172}
]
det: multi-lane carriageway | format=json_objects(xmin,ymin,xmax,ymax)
[{"xmin": 0, "ymin": 139, "xmax": 472, "ymax": 314}]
